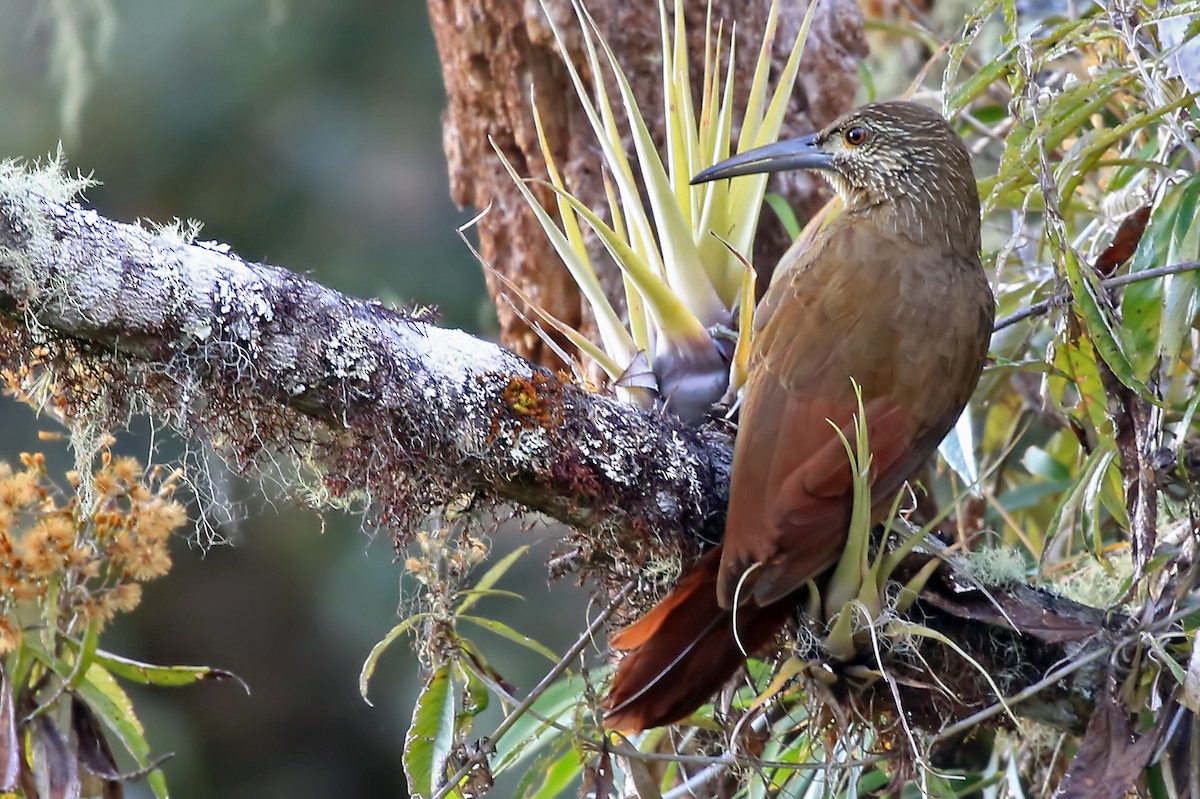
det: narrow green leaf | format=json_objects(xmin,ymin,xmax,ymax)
[
  {"xmin": 725, "ymin": 0, "xmax": 819, "ymax": 279},
  {"xmin": 485, "ymin": 264, "xmax": 628, "ymax": 384},
  {"xmin": 526, "ymin": 747, "xmax": 585, "ymax": 799},
  {"xmin": 454, "ymin": 661, "xmax": 489, "ymax": 740},
  {"xmin": 943, "ymin": 0, "xmax": 1005, "ymax": 114},
  {"xmin": 77, "ymin": 664, "xmax": 170, "ymax": 799},
  {"xmin": 580, "ymin": 2, "xmax": 725, "ymax": 325},
  {"xmin": 824, "ymin": 381, "xmax": 874, "ymax": 617},
  {"xmin": 763, "ymin": 193, "xmax": 802, "ymax": 239},
  {"xmin": 491, "ymin": 670, "xmax": 603, "ymax": 773},
  {"xmin": 1160, "ymin": 175, "xmax": 1200, "ymax": 363},
  {"xmin": 544, "ymin": 0, "xmax": 665, "ymax": 289},
  {"xmin": 529, "ymin": 96, "xmax": 595, "ymax": 274},
  {"xmin": 894, "ymin": 621, "xmax": 1018, "ymax": 726},
  {"xmin": 1044, "ymin": 442, "xmax": 1117, "ymax": 561},
  {"xmin": 360, "ymin": 614, "xmax": 427, "ymax": 706},
  {"xmin": 491, "ymin": 138, "xmax": 636, "ymax": 367},
  {"xmin": 740, "ymin": 0, "xmax": 781, "ymax": 144},
  {"xmin": 453, "ymin": 589, "xmax": 523, "ymax": 605},
  {"xmin": 665, "ymin": 0, "xmax": 697, "ymax": 223},
  {"xmin": 456, "ymin": 545, "xmax": 530, "ymax": 614},
  {"xmin": 1054, "ymin": 231, "xmax": 1157, "ymax": 404},
  {"xmin": 513, "ymin": 735, "xmax": 581, "ymax": 799},
  {"xmin": 87, "ymin": 647, "xmax": 243, "ymax": 690},
  {"xmin": 694, "ymin": 29, "xmax": 740, "ymax": 303},
  {"xmin": 404, "ymin": 664, "xmax": 458, "ymax": 799},
  {"xmin": 457, "ymin": 615, "xmax": 558, "ymax": 663},
  {"xmin": 542, "ymin": 182, "xmax": 710, "ymax": 342}
]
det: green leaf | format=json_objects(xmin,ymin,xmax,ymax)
[
  {"xmin": 1021, "ymin": 445, "xmax": 1073, "ymax": 482},
  {"xmin": 512, "ymin": 739, "xmax": 584, "ymax": 799},
  {"xmin": 541, "ymin": 182, "xmax": 711, "ymax": 345},
  {"xmin": 1044, "ymin": 442, "xmax": 1117, "ymax": 561},
  {"xmin": 360, "ymin": 613, "xmax": 427, "ymax": 706},
  {"xmin": 823, "ymin": 380, "xmax": 874, "ymax": 618},
  {"xmin": 577, "ymin": 1, "xmax": 725, "ymax": 326},
  {"xmin": 404, "ymin": 664, "xmax": 458, "ymax": 799},
  {"xmin": 77, "ymin": 664, "xmax": 170, "ymax": 799},
  {"xmin": 723, "ymin": 0, "xmax": 818, "ymax": 279},
  {"xmin": 763, "ymin": 193, "xmax": 801, "ymax": 239},
  {"xmin": 491, "ymin": 671, "xmax": 601, "ymax": 774},
  {"xmin": 1055, "ymin": 231, "xmax": 1157, "ymax": 404},
  {"xmin": 456, "ymin": 545, "xmax": 530, "ymax": 615},
  {"xmin": 1160, "ymin": 177, "xmax": 1200, "ymax": 363},
  {"xmin": 456, "ymin": 660, "xmax": 489, "ymax": 724},
  {"xmin": 64, "ymin": 644, "xmax": 243, "ymax": 690},
  {"xmin": 491, "ymin": 139, "xmax": 636, "ymax": 369},
  {"xmin": 457, "ymin": 616, "xmax": 558, "ymax": 663}
]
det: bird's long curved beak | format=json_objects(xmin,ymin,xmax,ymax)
[{"xmin": 690, "ymin": 132, "xmax": 834, "ymax": 184}]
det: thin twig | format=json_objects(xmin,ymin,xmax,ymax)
[
  {"xmin": 609, "ymin": 746, "xmax": 888, "ymax": 772},
  {"xmin": 461, "ymin": 649, "xmax": 889, "ymax": 777},
  {"xmin": 993, "ymin": 258, "xmax": 1200, "ymax": 332},
  {"xmin": 431, "ymin": 582, "xmax": 633, "ymax": 799},
  {"xmin": 929, "ymin": 645, "xmax": 1109, "ymax": 744}
]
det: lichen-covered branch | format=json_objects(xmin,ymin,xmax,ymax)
[{"xmin": 0, "ymin": 169, "xmax": 729, "ymax": 556}]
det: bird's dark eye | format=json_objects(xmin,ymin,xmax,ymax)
[{"xmin": 844, "ymin": 126, "xmax": 868, "ymax": 147}]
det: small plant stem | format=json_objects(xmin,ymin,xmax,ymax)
[
  {"xmin": 431, "ymin": 582, "xmax": 633, "ymax": 799},
  {"xmin": 993, "ymin": 258, "xmax": 1200, "ymax": 332},
  {"xmin": 929, "ymin": 645, "xmax": 1109, "ymax": 744}
]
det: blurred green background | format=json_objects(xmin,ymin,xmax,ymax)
[{"xmin": 1, "ymin": 2, "xmax": 588, "ymax": 796}]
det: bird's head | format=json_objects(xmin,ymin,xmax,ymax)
[{"xmin": 693, "ymin": 101, "xmax": 980, "ymax": 248}]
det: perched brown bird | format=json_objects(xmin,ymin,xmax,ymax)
[{"xmin": 604, "ymin": 101, "xmax": 995, "ymax": 731}]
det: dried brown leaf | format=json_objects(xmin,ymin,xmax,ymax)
[
  {"xmin": 1055, "ymin": 682, "xmax": 1163, "ymax": 799},
  {"xmin": 1095, "ymin": 205, "xmax": 1153, "ymax": 277}
]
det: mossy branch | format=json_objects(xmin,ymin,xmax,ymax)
[{"xmin": 0, "ymin": 160, "xmax": 731, "ymax": 551}]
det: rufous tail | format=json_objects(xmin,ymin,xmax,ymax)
[{"xmin": 603, "ymin": 547, "xmax": 794, "ymax": 732}]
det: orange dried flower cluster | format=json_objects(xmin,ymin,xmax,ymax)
[
  {"xmin": 403, "ymin": 524, "xmax": 490, "ymax": 602},
  {"xmin": 0, "ymin": 448, "xmax": 188, "ymax": 654}
]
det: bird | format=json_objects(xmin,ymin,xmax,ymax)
[{"xmin": 603, "ymin": 101, "xmax": 995, "ymax": 732}]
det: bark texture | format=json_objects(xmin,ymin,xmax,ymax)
[
  {"xmin": 426, "ymin": 0, "xmax": 867, "ymax": 366},
  {"xmin": 0, "ymin": 182, "xmax": 730, "ymax": 555}
]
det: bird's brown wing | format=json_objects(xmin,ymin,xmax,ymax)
[
  {"xmin": 716, "ymin": 377, "xmax": 919, "ymax": 607},
  {"xmin": 716, "ymin": 225, "xmax": 945, "ymax": 608}
]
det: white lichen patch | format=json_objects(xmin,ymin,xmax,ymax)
[
  {"xmin": 0, "ymin": 151, "xmax": 96, "ymax": 303},
  {"xmin": 324, "ymin": 320, "xmax": 383, "ymax": 381},
  {"xmin": 181, "ymin": 320, "xmax": 214, "ymax": 342},
  {"xmin": 0, "ymin": 147, "xmax": 96, "ymax": 204},
  {"xmin": 196, "ymin": 240, "xmax": 233, "ymax": 255},
  {"xmin": 397, "ymin": 323, "xmax": 531, "ymax": 386},
  {"xmin": 509, "ymin": 425, "xmax": 551, "ymax": 464},
  {"xmin": 212, "ymin": 274, "xmax": 274, "ymax": 351}
]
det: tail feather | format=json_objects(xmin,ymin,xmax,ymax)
[{"xmin": 604, "ymin": 547, "xmax": 794, "ymax": 732}]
